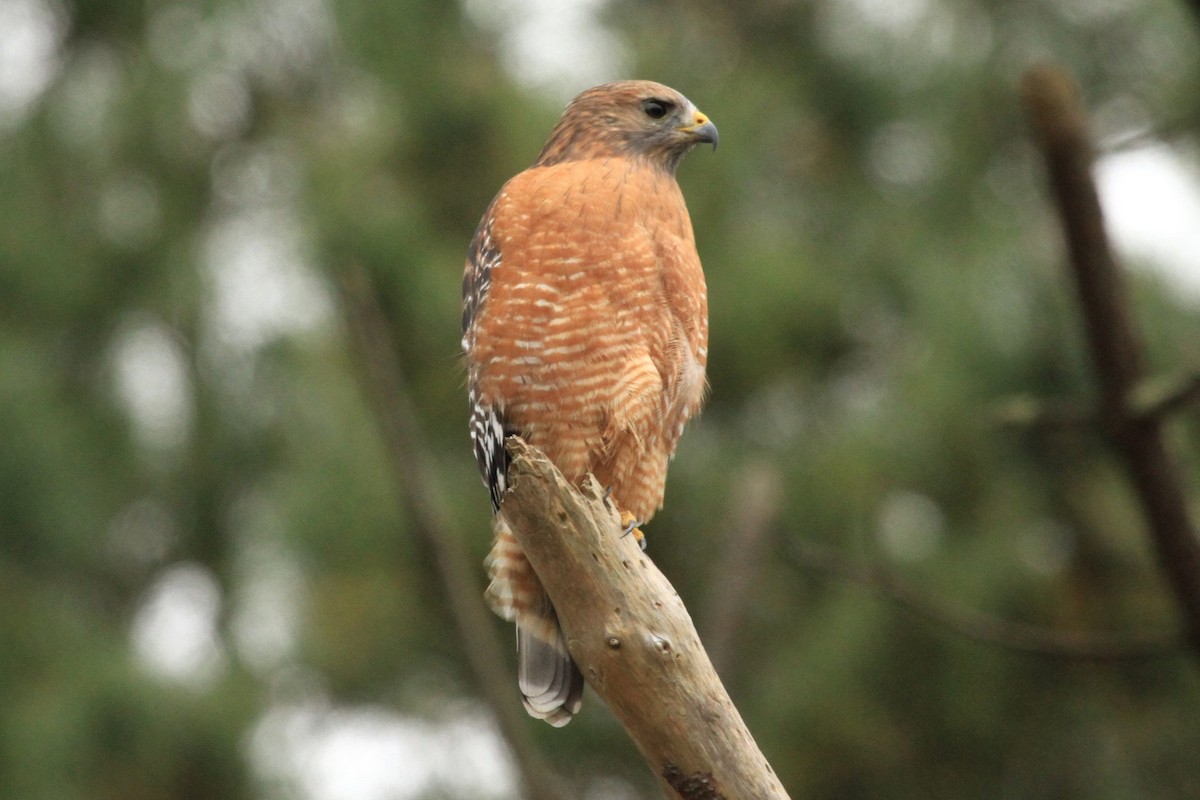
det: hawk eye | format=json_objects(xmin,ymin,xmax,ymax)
[{"xmin": 642, "ymin": 99, "xmax": 672, "ymax": 120}]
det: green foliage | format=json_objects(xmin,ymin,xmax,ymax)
[{"xmin": 2, "ymin": 0, "xmax": 1199, "ymax": 797}]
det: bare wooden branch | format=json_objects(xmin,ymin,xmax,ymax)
[
  {"xmin": 335, "ymin": 265, "xmax": 571, "ymax": 800},
  {"xmin": 1022, "ymin": 65, "xmax": 1200, "ymax": 654},
  {"xmin": 502, "ymin": 438, "xmax": 791, "ymax": 800},
  {"xmin": 788, "ymin": 540, "xmax": 1184, "ymax": 660}
]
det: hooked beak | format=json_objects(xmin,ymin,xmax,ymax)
[{"xmin": 680, "ymin": 110, "xmax": 719, "ymax": 151}]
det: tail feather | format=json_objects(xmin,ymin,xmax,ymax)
[
  {"xmin": 486, "ymin": 515, "xmax": 584, "ymax": 726},
  {"xmin": 518, "ymin": 616, "xmax": 584, "ymax": 727}
]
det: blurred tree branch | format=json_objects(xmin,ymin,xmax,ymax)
[
  {"xmin": 335, "ymin": 265, "xmax": 570, "ymax": 800},
  {"xmin": 787, "ymin": 540, "xmax": 1184, "ymax": 660},
  {"xmin": 1187, "ymin": 0, "xmax": 1200, "ymax": 30},
  {"xmin": 701, "ymin": 460, "xmax": 783, "ymax": 680},
  {"xmin": 990, "ymin": 395, "xmax": 1094, "ymax": 429},
  {"xmin": 992, "ymin": 372, "xmax": 1200, "ymax": 428},
  {"xmin": 1021, "ymin": 65, "xmax": 1200, "ymax": 656},
  {"xmin": 1130, "ymin": 373, "xmax": 1200, "ymax": 420},
  {"xmin": 502, "ymin": 438, "xmax": 792, "ymax": 800}
]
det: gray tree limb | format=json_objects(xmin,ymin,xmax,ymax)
[{"xmin": 502, "ymin": 437, "xmax": 791, "ymax": 800}]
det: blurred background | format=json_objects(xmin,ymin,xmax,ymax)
[{"xmin": 2, "ymin": 0, "xmax": 1200, "ymax": 797}]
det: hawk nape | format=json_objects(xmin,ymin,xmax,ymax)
[{"xmin": 461, "ymin": 80, "xmax": 716, "ymax": 726}]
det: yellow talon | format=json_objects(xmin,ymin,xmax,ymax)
[{"xmin": 619, "ymin": 509, "xmax": 647, "ymax": 551}]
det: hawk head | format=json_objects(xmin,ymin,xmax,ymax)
[{"xmin": 535, "ymin": 80, "xmax": 718, "ymax": 173}]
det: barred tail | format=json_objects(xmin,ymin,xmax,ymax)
[{"xmin": 485, "ymin": 516, "xmax": 584, "ymax": 726}]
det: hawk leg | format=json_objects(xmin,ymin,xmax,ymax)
[{"xmin": 618, "ymin": 508, "xmax": 647, "ymax": 551}]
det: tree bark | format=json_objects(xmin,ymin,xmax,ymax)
[{"xmin": 502, "ymin": 438, "xmax": 791, "ymax": 800}]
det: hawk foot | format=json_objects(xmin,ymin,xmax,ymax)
[{"xmin": 618, "ymin": 509, "xmax": 647, "ymax": 551}]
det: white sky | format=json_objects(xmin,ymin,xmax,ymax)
[
  {"xmin": 0, "ymin": 0, "xmax": 61, "ymax": 127},
  {"xmin": 463, "ymin": 0, "xmax": 628, "ymax": 98},
  {"xmin": 249, "ymin": 702, "xmax": 518, "ymax": 800},
  {"xmin": 1096, "ymin": 145, "xmax": 1200, "ymax": 299}
]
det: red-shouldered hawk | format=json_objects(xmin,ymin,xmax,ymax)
[{"xmin": 461, "ymin": 80, "xmax": 716, "ymax": 726}]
